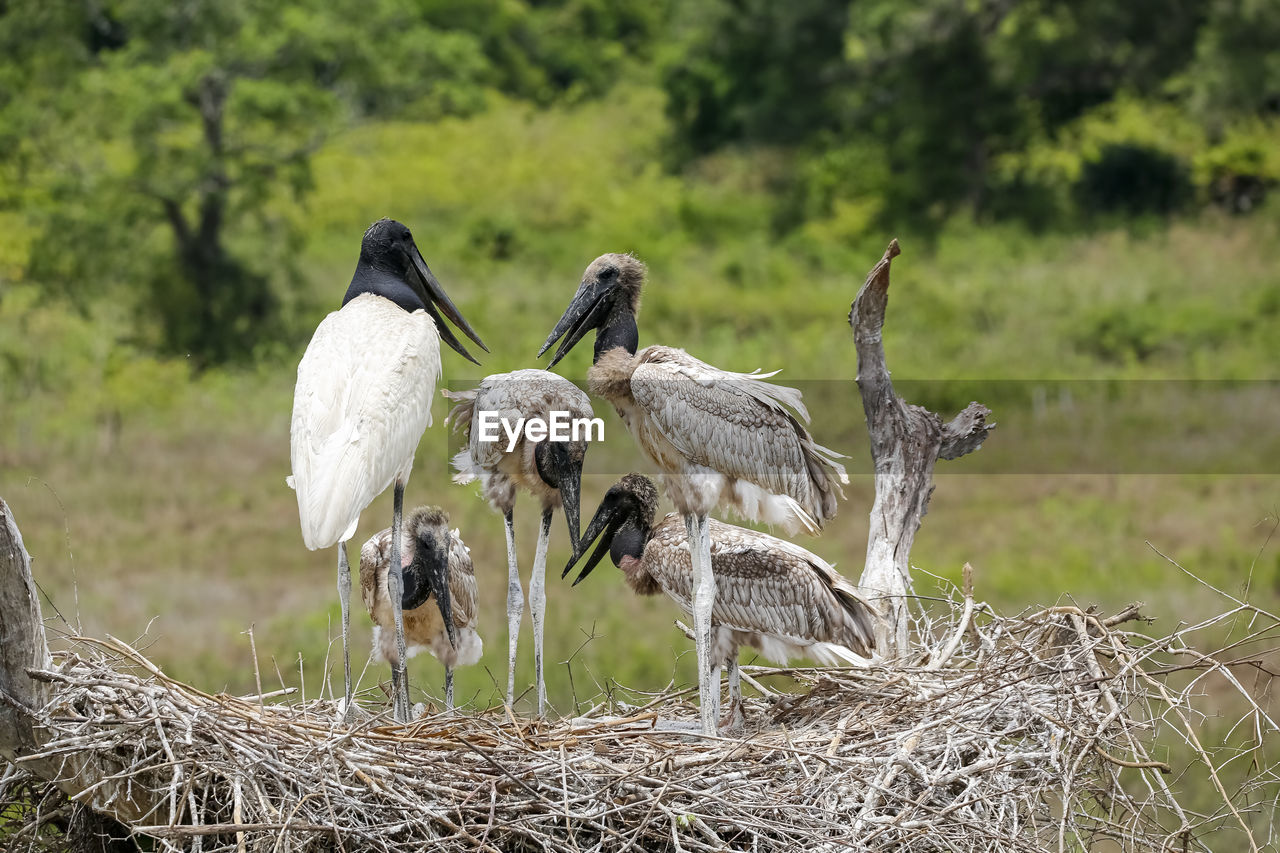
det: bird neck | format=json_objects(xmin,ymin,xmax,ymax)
[
  {"xmin": 609, "ymin": 521, "xmax": 649, "ymax": 568},
  {"xmin": 400, "ymin": 556, "xmax": 429, "ymax": 612},
  {"xmin": 594, "ymin": 311, "xmax": 638, "ymax": 363},
  {"xmin": 533, "ymin": 439, "xmax": 563, "ymax": 489},
  {"xmin": 343, "ymin": 261, "xmax": 424, "ymax": 313},
  {"xmin": 619, "ymin": 551, "xmax": 661, "ymax": 596}
]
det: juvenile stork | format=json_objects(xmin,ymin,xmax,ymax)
[
  {"xmin": 565, "ymin": 474, "xmax": 875, "ymax": 731},
  {"xmin": 359, "ymin": 506, "xmax": 482, "ymax": 711},
  {"xmin": 290, "ymin": 218, "xmax": 487, "ymax": 723},
  {"xmin": 539, "ymin": 253, "xmax": 847, "ymax": 734},
  {"xmin": 445, "ymin": 369, "xmax": 591, "ymax": 715}
]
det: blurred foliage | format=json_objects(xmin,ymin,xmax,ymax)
[
  {"xmin": 0, "ymin": 0, "xmax": 658, "ymax": 365},
  {"xmin": 662, "ymin": 0, "xmax": 849, "ymax": 154},
  {"xmin": 3, "ymin": 0, "xmax": 1280, "ymax": 364},
  {"xmin": 662, "ymin": 0, "xmax": 1280, "ymax": 234},
  {"xmin": 1074, "ymin": 144, "xmax": 1193, "ymax": 217}
]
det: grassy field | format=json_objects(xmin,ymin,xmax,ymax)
[{"xmin": 1, "ymin": 85, "xmax": 1278, "ymax": 719}]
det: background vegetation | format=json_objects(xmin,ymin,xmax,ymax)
[{"xmin": 1, "ymin": 0, "xmax": 1277, "ymax": 758}]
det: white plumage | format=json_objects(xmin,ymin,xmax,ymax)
[
  {"xmin": 290, "ymin": 293, "xmax": 441, "ymax": 548},
  {"xmin": 288, "ymin": 218, "xmax": 486, "ymax": 724}
]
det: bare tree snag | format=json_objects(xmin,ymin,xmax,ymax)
[
  {"xmin": 0, "ymin": 497, "xmax": 52, "ymax": 761},
  {"xmin": 849, "ymin": 241, "xmax": 994, "ymax": 658},
  {"xmin": 0, "ymin": 497, "xmax": 156, "ymax": 824}
]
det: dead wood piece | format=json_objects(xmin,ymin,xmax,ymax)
[{"xmin": 849, "ymin": 241, "xmax": 995, "ymax": 658}]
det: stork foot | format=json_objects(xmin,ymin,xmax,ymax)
[
  {"xmin": 718, "ymin": 698, "xmax": 746, "ymax": 735},
  {"xmin": 335, "ymin": 696, "xmax": 370, "ymax": 726}
]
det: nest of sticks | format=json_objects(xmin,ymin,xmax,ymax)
[{"xmin": 3, "ymin": 585, "xmax": 1278, "ymax": 853}]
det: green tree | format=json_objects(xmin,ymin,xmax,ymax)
[
  {"xmin": 0, "ymin": 0, "xmax": 492, "ymax": 365},
  {"xmin": 662, "ymin": 0, "xmax": 849, "ymax": 155},
  {"xmin": 1188, "ymin": 0, "xmax": 1280, "ymax": 121},
  {"xmin": 0, "ymin": 0, "xmax": 668, "ymax": 364},
  {"xmin": 421, "ymin": 0, "xmax": 668, "ymax": 104}
]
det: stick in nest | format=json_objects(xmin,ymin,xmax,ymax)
[{"xmin": 1, "ymin": 593, "xmax": 1276, "ymax": 853}]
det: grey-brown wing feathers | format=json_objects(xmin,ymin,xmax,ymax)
[
  {"xmin": 630, "ymin": 347, "xmax": 847, "ymax": 528},
  {"xmin": 358, "ymin": 527, "xmax": 394, "ymax": 616},
  {"xmin": 446, "ymin": 526, "xmax": 478, "ymax": 629},
  {"xmin": 644, "ymin": 515, "xmax": 875, "ymax": 659}
]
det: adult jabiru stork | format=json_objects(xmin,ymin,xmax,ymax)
[
  {"xmin": 539, "ymin": 253, "xmax": 847, "ymax": 735},
  {"xmin": 359, "ymin": 506, "xmax": 482, "ymax": 712},
  {"xmin": 565, "ymin": 474, "xmax": 874, "ymax": 731},
  {"xmin": 289, "ymin": 218, "xmax": 486, "ymax": 724},
  {"xmin": 445, "ymin": 369, "xmax": 591, "ymax": 716}
]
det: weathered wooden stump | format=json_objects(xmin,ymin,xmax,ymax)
[{"xmin": 849, "ymin": 240, "xmax": 995, "ymax": 658}]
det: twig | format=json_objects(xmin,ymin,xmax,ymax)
[{"xmin": 927, "ymin": 563, "xmax": 975, "ymax": 671}]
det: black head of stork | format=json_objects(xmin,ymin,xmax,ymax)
[
  {"xmin": 401, "ymin": 506, "xmax": 458, "ymax": 650},
  {"xmin": 344, "ymin": 218, "xmax": 489, "ymax": 364},
  {"xmin": 539, "ymin": 253, "xmax": 646, "ymax": 367},
  {"xmin": 563, "ymin": 473, "xmax": 659, "ymax": 586},
  {"xmin": 534, "ymin": 437, "xmax": 586, "ymax": 558}
]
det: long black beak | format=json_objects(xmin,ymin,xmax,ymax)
[
  {"xmin": 411, "ymin": 245, "xmax": 488, "ymax": 365},
  {"xmin": 404, "ymin": 532, "xmax": 456, "ymax": 650},
  {"xmin": 563, "ymin": 499, "xmax": 620, "ymax": 587},
  {"xmin": 538, "ymin": 279, "xmax": 611, "ymax": 368},
  {"xmin": 559, "ymin": 455, "xmax": 584, "ymax": 559}
]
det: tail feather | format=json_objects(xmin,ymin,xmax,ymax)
[
  {"xmin": 807, "ymin": 642, "xmax": 872, "ymax": 667},
  {"xmin": 830, "ymin": 578, "xmax": 878, "ymax": 657},
  {"xmin": 450, "ymin": 448, "xmax": 478, "ymax": 485},
  {"xmin": 441, "ymin": 387, "xmax": 478, "ymax": 435},
  {"xmin": 798, "ymin": 428, "xmax": 848, "ymax": 528},
  {"xmin": 770, "ymin": 494, "xmax": 820, "ymax": 536},
  {"xmin": 726, "ymin": 482, "xmax": 820, "ymax": 536},
  {"xmin": 444, "ymin": 388, "xmax": 482, "ymax": 485}
]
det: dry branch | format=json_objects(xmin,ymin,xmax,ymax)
[{"xmin": 849, "ymin": 240, "xmax": 995, "ymax": 657}]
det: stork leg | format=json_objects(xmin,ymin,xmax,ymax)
[
  {"xmin": 503, "ymin": 509, "xmax": 524, "ymax": 709},
  {"xmin": 337, "ymin": 541, "xmax": 354, "ymax": 723},
  {"xmin": 390, "ymin": 664, "xmax": 403, "ymax": 718},
  {"xmin": 721, "ymin": 654, "xmax": 745, "ymax": 734},
  {"xmin": 685, "ymin": 512, "xmax": 719, "ymax": 736},
  {"xmin": 387, "ymin": 479, "xmax": 411, "ymax": 723},
  {"xmin": 444, "ymin": 666, "xmax": 454, "ymax": 712},
  {"xmin": 529, "ymin": 508, "xmax": 553, "ymax": 718}
]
